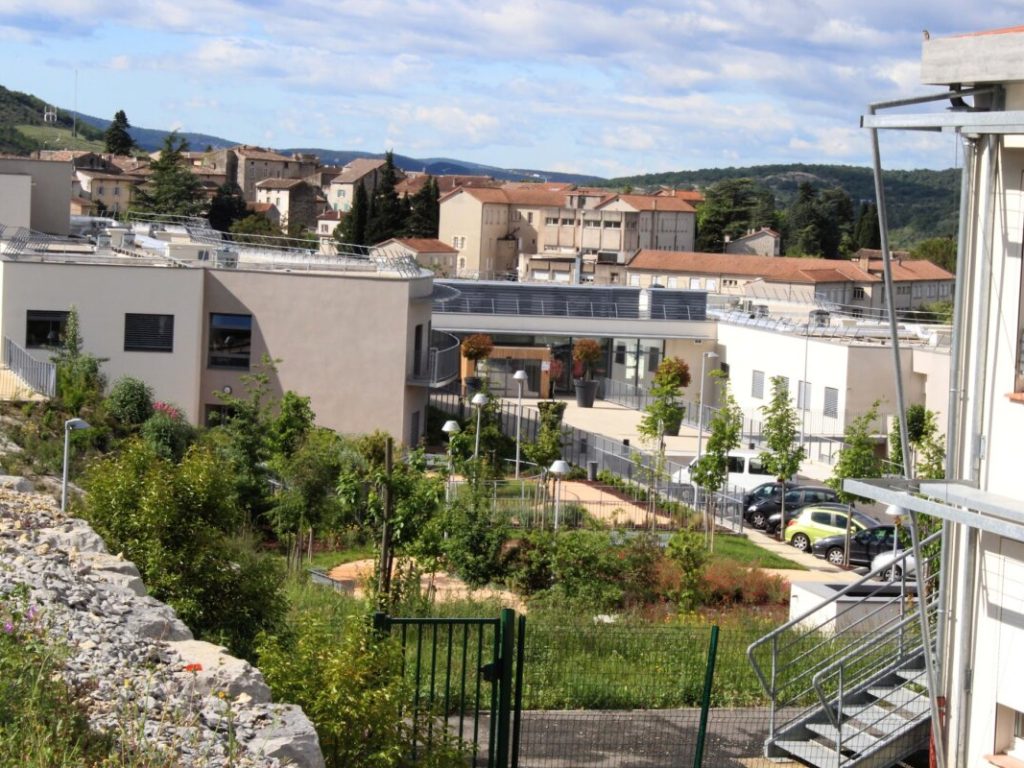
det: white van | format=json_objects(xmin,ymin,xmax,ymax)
[{"xmin": 669, "ymin": 449, "xmax": 775, "ymax": 492}]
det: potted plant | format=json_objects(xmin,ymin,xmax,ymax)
[
  {"xmin": 638, "ymin": 356, "xmax": 692, "ymax": 439},
  {"xmin": 572, "ymin": 338, "xmax": 603, "ymax": 408},
  {"xmin": 461, "ymin": 333, "xmax": 493, "ymax": 394}
]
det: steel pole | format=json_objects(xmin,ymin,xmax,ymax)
[
  {"xmin": 474, "ymin": 404, "xmax": 482, "ymax": 460},
  {"xmin": 61, "ymin": 423, "xmax": 71, "ymax": 513},
  {"xmin": 515, "ymin": 380, "xmax": 523, "ymax": 479}
]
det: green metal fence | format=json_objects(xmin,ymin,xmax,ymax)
[{"xmin": 375, "ymin": 608, "xmax": 524, "ymax": 767}]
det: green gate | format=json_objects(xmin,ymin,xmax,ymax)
[{"xmin": 374, "ymin": 608, "xmax": 525, "ymax": 768}]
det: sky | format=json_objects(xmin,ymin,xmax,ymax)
[{"xmin": 0, "ymin": 1, "xmax": 1020, "ymax": 179}]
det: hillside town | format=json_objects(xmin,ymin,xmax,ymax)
[{"xmin": 0, "ymin": 18, "xmax": 1023, "ymax": 768}]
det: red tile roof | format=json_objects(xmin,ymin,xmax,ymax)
[
  {"xmin": 628, "ymin": 251, "xmax": 878, "ymax": 283},
  {"xmin": 332, "ymin": 158, "xmax": 386, "ymax": 184},
  {"xmin": 318, "ymin": 210, "xmax": 343, "ymax": 221},
  {"xmin": 656, "ymin": 188, "xmax": 704, "ymax": 203},
  {"xmin": 386, "ymin": 237, "xmax": 458, "ymax": 254},
  {"xmin": 255, "ymin": 178, "xmax": 305, "ymax": 190},
  {"xmin": 235, "ymin": 146, "xmax": 295, "ymax": 162},
  {"xmin": 440, "ymin": 186, "xmax": 567, "ymax": 207},
  {"xmin": 600, "ymin": 194, "xmax": 696, "ymax": 213}
]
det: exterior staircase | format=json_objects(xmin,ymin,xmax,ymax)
[
  {"xmin": 748, "ymin": 531, "xmax": 940, "ymax": 768},
  {"xmin": 1, "ymin": 338, "xmax": 54, "ymax": 400}
]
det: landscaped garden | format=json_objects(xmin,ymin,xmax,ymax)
[{"xmin": 0, "ymin": 319, "xmax": 806, "ymax": 767}]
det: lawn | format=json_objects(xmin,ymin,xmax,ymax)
[
  {"xmin": 711, "ymin": 534, "xmax": 806, "ymax": 570},
  {"xmin": 17, "ymin": 124, "xmax": 106, "ymax": 152}
]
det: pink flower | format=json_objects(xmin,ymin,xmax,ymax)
[{"xmin": 2, "ymin": 621, "xmax": 13, "ymax": 634}]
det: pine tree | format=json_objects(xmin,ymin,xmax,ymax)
[
  {"xmin": 853, "ymin": 203, "xmax": 881, "ymax": 250},
  {"xmin": 132, "ymin": 132, "xmax": 203, "ymax": 217},
  {"xmin": 364, "ymin": 151, "xmax": 404, "ymax": 245},
  {"xmin": 337, "ymin": 183, "xmax": 369, "ymax": 245},
  {"xmin": 104, "ymin": 110, "xmax": 135, "ymax": 155}
]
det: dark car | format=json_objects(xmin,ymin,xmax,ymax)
[
  {"xmin": 812, "ymin": 525, "xmax": 897, "ymax": 567},
  {"xmin": 748, "ymin": 485, "xmax": 840, "ymax": 531},
  {"xmin": 743, "ymin": 481, "xmax": 785, "ymax": 509}
]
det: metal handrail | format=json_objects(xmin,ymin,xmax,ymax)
[
  {"xmin": 2, "ymin": 337, "xmax": 56, "ymax": 397},
  {"xmin": 748, "ymin": 530, "xmax": 940, "ymax": 752}
]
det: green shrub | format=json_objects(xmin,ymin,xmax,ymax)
[
  {"xmin": 81, "ymin": 439, "xmax": 285, "ymax": 660},
  {"xmin": 257, "ymin": 609, "xmax": 466, "ymax": 768},
  {"xmin": 666, "ymin": 529, "xmax": 710, "ymax": 609},
  {"xmin": 140, "ymin": 402, "xmax": 195, "ymax": 461},
  {"xmin": 106, "ymin": 377, "xmax": 154, "ymax": 426}
]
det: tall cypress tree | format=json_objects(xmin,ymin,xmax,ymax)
[
  {"xmin": 406, "ymin": 175, "xmax": 440, "ymax": 237},
  {"xmin": 337, "ymin": 183, "xmax": 369, "ymax": 246},
  {"xmin": 104, "ymin": 110, "xmax": 135, "ymax": 155},
  {"xmin": 364, "ymin": 151, "xmax": 404, "ymax": 245}
]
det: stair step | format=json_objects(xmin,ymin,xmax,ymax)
[
  {"xmin": 842, "ymin": 704, "xmax": 917, "ymax": 734},
  {"xmin": 775, "ymin": 740, "xmax": 843, "ymax": 768},
  {"xmin": 866, "ymin": 689, "xmax": 931, "ymax": 718},
  {"xmin": 804, "ymin": 722, "xmax": 881, "ymax": 753},
  {"xmin": 894, "ymin": 667, "xmax": 927, "ymax": 683}
]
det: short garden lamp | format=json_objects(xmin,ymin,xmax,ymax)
[
  {"xmin": 470, "ymin": 392, "xmax": 488, "ymax": 460},
  {"xmin": 549, "ymin": 459, "xmax": 570, "ymax": 530},
  {"xmin": 441, "ymin": 420, "xmax": 461, "ymax": 503},
  {"xmin": 61, "ymin": 418, "xmax": 91, "ymax": 513},
  {"xmin": 513, "ymin": 369, "xmax": 528, "ymax": 478}
]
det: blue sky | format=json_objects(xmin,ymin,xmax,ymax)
[{"xmin": 0, "ymin": 1, "xmax": 1019, "ymax": 178}]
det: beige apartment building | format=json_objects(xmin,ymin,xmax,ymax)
[
  {"xmin": 328, "ymin": 158, "xmax": 393, "ymax": 213},
  {"xmin": 724, "ymin": 227, "xmax": 781, "ymax": 256},
  {"xmin": 372, "ymin": 238, "xmax": 458, "ymax": 276},
  {"xmin": 0, "ymin": 157, "xmax": 72, "ymax": 235},
  {"xmin": 74, "ymin": 170, "xmax": 141, "ymax": 214},
  {"xmin": 440, "ymin": 185, "xmax": 697, "ymax": 280},
  {"xmin": 0, "ymin": 230, "xmax": 450, "ymax": 446},
  {"xmin": 254, "ymin": 178, "xmax": 318, "ymax": 231},
  {"xmin": 626, "ymin": 250, "xmax": 953, "ymax": 314}
]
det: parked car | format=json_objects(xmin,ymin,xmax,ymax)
[
  {"xmin": 749, "ymin": 486, "xmax": 840, "ymax": 531},
  {"xmin": 783, "ymin": 504, "xmax": 878, "ymax": 551},
  {"xmin": 811, "ymin": 525, "xmax": 896, "ymax": 566},
  {"xmin": 672, "ymin": 450, "xmax": 776, "ymax": 493},
  {"xmin": 872, "ymin": 549, "xmax": 918, "ymax": 581},
  {"xmin": 743, "ymin": 480, "xmax": 785, "ymax": 509}
]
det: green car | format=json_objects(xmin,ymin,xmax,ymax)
[{"xmin": 783, "ymin": 503, "xmax": 878, "ymax": 552}]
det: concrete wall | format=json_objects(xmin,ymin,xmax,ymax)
[
  {"xmin": 0, "ymin": 175, "xmax": 32, "ymax": 229},
  {"xmin": 0, "ymin": 260, "xmax": 205, "ymax": 419},
  {"xmin": 0, "ymin": 158, "xmax": 71, "ymax": 235}
]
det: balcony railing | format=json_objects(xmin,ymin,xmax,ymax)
[{"xmin": 409, "ymin": 331, "xmax": 461, "ymax": 387}]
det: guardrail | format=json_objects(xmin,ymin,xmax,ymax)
[{"xmin": 2, "ymin": 337, "xmax": 56, "ymax": 397}]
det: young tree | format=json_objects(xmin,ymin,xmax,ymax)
[
  {"xmin": 52, "ymin": 306, "xmax": 106, "ymax": 414},
  {"xmin": 910, "ymin": 236, "xmax": 957, "ymax": 272},
  {"xmin": 853, "ymin": 202, "xmax": 881, "ymax": 250},
  {"xmin": 759, "ymin": 376, "xmax": 806, "ymax": 537},
  {"xmin": 132, "ymin": 132, "xmax": 203, "ymax": 216},
  {"xmin": 336, "ymin": 183, "xmax": 369, "ymax": 245},
  {"xmin": 690, "ymin": 373, "xmax": 743, "ymax": 546},
  {"xmin": 364, "ymin": 151, "xmax": 404, "ymax": 245},
  {"xmin": 638, "ymin": 357, "xmax": 692, "ymax": 442},
  {"xmin": 230, "ymin": 213, "xmax": 281, "ymax": 237},
  {"xmin": 103, "ymin": 109, "xmax": 135, "ymax": 155},
  {"xmin": 696, "ymin": 178, "xmax": 777, "ymax": 252},
  {"xmin": 827, "ymin": 401, "xmax": 883, "ymax": 565}
]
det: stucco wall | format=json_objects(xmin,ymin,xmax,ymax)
[
  {"xmin": 0, "ymin": 260, "xmax": 205, "ymax": 419},
  {"xmin": 0, "ymin": 174, "xmax": 32, "ymax": 229},
  {"xmin": 0, "ymin": 158, "xmax": 71, "ymax": 235}
]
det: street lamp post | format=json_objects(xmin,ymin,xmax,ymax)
[
  {"xmin": 470, "ymin": 392, "xmax": 488, "ymax": 460},
  {"xmin": 441, "ymin": 420, "xmax": 461, "ymax": 504},
  {"xmin": 695, "ymin": 351, "xmax": 719, "ymax": 465},
  {"xmin": 513, "ymin": 369, "xmax": 528, "ymax": 479},
  {"xmin": 61, "ymin": 418, "xmax": 91, "ymax": 513},
  {"xmin": 549, "ymin": 459, "xmax": 570, "ymax": 530},
  {"xmin": 695, "ymin": 351, "xmax": 719, "ymax": 512}
]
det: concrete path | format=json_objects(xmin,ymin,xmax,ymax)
[{"xmin": 0, "ymin": 367, "xmax": 45, "ymax": 402}]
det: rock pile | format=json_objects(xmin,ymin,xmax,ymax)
[{"xmin": 0, "ymin": 480, "xmax": 324, "ymax": 768}]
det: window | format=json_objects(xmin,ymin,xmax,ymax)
[
  {"xmin": 561, "ymin": 217, "xmax": 574, "ymax": 226},
  {"xmin": 527, "ymin": 212, "xmax": 534, "ymax": 224},
  {"xmin": 797, "ymin": 380, "xmax": 810, "ymax": 411},
  {"xmin": 689, "ymin": 277, "xmax": 701, "ymax": 289},
  {"xmin": 720, "ymin": 362, "xmax": 730, "ymax": 379},
  {"xmin": 752, "ymin": 370, "xmax": 765, "ymax": 399},
  {"xmin": 584, "ymin": 220, "xmax": 600, "ymax": 228},
  {"xmin": 113, "ymin": 186, "xmax": 120, "ymax": 196},
  {"xmin": 824, "ymin": 387, "xmax": 839, "ymax": 418},
  {"xmin": 546, "ymin": 217, "xmax": 559, "ymax": 226},
  {"xmin": 208, "ymin": 313, "xmax": 252, "ymax": 369},
  {"xmin": 853, "ymin": 286, "xmax": 866, "ymax": 299},
  {"xmin": 25, "ymin": 310, "xmax": 68, "ymax": 348},
  {"xmin": 603, "ymin": 220, "xmax": 621, "ymax": 228},
  {"xmin": 124, "ymin": 313, "xmax": 174, "ymax": 352}
]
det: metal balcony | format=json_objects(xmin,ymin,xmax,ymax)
[{"xmin": 408, "ymin": 331, "xmax": 461, "ymax": 388}]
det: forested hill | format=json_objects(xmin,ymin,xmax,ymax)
[
  {"xmin": 0, "ymin": 84, "xmax": 103, "ymax": 153},
  {"xmin": 607, "ymin": 164, "xmax": 961, "ymax": 245}
]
